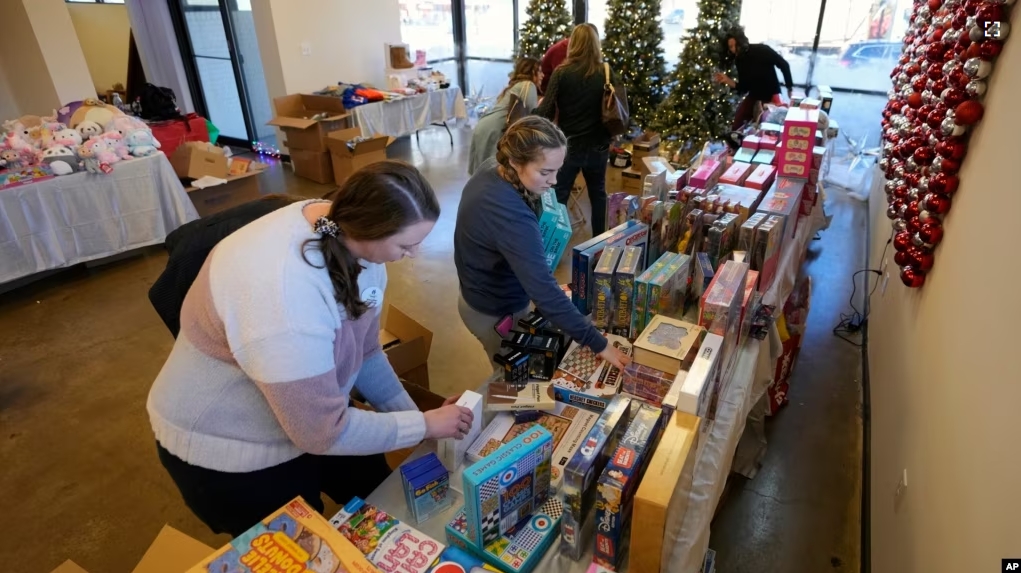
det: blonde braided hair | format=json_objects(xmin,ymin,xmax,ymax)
[{"xmin": 496, "ymin": 116, "xmax": 567, "ymax": 196}]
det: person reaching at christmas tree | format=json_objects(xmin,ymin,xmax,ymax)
[
  {"xmin": 535, "ymin": 23, "xmax": 618, "ymax": 236},
  {"xmin": 468, "ymin": 58, "xmax": 542, "ymax": 176},
  {"xmin": 454, "ymin": 116, "xmax": 631, "ymax": 373},
  {"xmin": 712, "ymin": 28, "xmax": 794, "ymax": 130}
]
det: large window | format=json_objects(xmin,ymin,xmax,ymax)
[
  {"xmin": 400, "ymin": 1, "xmax": 457, "ymax": 61},
  {"xmin": 811, "ymin": 0, "xmax": 908, "ymax": 93}
]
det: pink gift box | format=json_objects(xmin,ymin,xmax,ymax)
[
  {"xmin": 742, "ymin": 135, "xmax": 761, "ymax": 150},
  {"xmin": 759, "ymin": 134, "xmax": 779, "ymax": 150},
  {"xmin": 689, "ymin": 158, "xmax": 722, "ymax": 189},
  {"xmin": 745, "ymin": 164, "xmax": 776, "ymax": 190},
  {"xmin": 783, "ymin": 107, "xmax": 819, "ymax": 140},
  {"xmin": 720, "ymin": 161, "xmax": 755, "ymax": 185}
]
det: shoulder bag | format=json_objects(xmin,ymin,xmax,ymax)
[{"xmin": 602, "ymin": 63, "xmax": 630, "ymax": 136}]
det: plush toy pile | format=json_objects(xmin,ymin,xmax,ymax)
[{"xmin": 0, "ymin": 98, "xmax": 162, "ymax": 178}]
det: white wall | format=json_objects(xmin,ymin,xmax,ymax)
[
  {"xmin": 23, "ymin": 0, "xmax": 96, "ymax": 104},
  {"xmin": 0, "ymin": 0, "xmax": 60, "ymax": 114},
  {"xmin": 0, "ymin": 61, "xmax": 21, "ymax": 120},
  {"xmin": 868, "ymin": 12, "xmax": 1021, "ymax": 572},
  {"xmin": 68, "ymin": 2, "xmax": 131, "ymax": 92}
]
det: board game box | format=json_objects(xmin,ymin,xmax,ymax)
[
  {"xmin": 592, "ymin": 246, "xmax": 624, "ymax": 330},
  {"xmin": 592, "ymin": 404, "xmax": 665, "ymax": 570},
  {"xmin": 486, "ymin": 382, "xmax": 556, "ymax": 412},
  {"xmin": 551, "ymin": 334, "xmax": 632, "ymax": 412},
  {"xmin": 463, "ymin": 426, "xmax": 554, "ymax": 547},
  {"xmin": 662, "ymin": 333, "xmax": 724, "ymax": 426},
  {"xmin": 438, "ymin": 390, "xmax": 484, "ymax": 472},
  {"xmin": 545, "ymin": 201, "xmax": 574, "ymax": 271},
  {"xmin": 693, "ymin": 252, "xmax": 715, "ymax": 303},
  {"xmin": 467, "ymin": 402, "xmax": 596, "ymax": 491},
  {"xmin": 623, "ymin": 362, "xmax": 680, "ymax": 406},
  {"xmin": 445, "ymin": 496, "xmax": 564, "ymax": 573},
  {"xmin": 572, "ymin": 221, "xmax": 649, "ymax": 315},
  {"xmin": 739, "ymin": 212, "xmax": 768, "ymax": 254},
  {"xmin": 399, "ymin": 452, "xmax": 452, "ymax": 523},
  {"xmin": 560, "ymin": 395, "xmax": 633, "ymax": 560},
  {"xmin": 631, "ymin": 252, "xmax": 676, "ymax": 336},
  {"xmin": 537, "ymin": 188, "xmax": 559, "ymax": 247},
  {"xmin": 187, "ymin": 497, "xmax": 378, "ymax": 573},
  {"xmin": 430, "ymin": 546, "xmax": 501, "ymax": 573},
  {"xmin": 329, "ymin": 497, "xmax": 446, "ymax": 573},
  {"xmin": 632, "ymin": 315, "xmax": 704, "ymax": 376},
  {"xmin": 754, "ymin": 215, "xmax": 784, "ymax": 290},
  {"xmin": 646, "ymin": 252, "xmax": 691, "ymax": 322},
  {"xmin": 705, "ymin": 213, "xmax": 740, "ymax": 270},
  {"xmin": 641, "ymin": 200, "xmax": 666, "ymax": 267},
  {"xmin": 611, "ymin": 246, "xmax": 645, "ymax": 338}
]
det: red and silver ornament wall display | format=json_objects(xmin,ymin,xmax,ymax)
[{"xmin": 881, "ymin": 0, "xmax": 1014, "ymax": 288}]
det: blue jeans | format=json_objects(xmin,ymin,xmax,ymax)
[{"xmin": 554, "ymin": 146, "xmax": 610, "ymax": 236}]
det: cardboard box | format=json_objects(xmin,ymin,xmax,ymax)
[
  {"xmin": 170, "ymin": 142, "xmax": 228, "ymax": 180},
  {"xmin": 631, "ymin": 131, "xmax": 661, "ymax": 163},
  {"xmin": 268, "ymin": 93, "xmax": 351, "ymax": 152},
  {"xmin": 760, "ymin": 177, "xmax": 806, "ymax": 241},
  {"xmin": 622, "ymin": 167, "xmax": 644, "ymax": 194},
  {"xmin": 381, "ymin": 304, "xmax": 433, "ymax": 388},
  {"xmin": 186, "ymin": 164, "xmax": 267, "ymax": 217},
  {"xmin": 289, "ymin": 148, "xmax": 333, "ymax": 184},
  {"xmin": 719, "ymin": 161, "xmax": 754, "ymax": 185},
  {"xmin": 437, "ymin": 390, "xmax": 484, "ymax": 472},
  {"xmin": 325, "ymin": 127, "xmax": 395, "ymax": 187},
  {"xmin": 632, "ymin": 411, "xmax": 700, "ymax": 573},
  {"xmin": 606, "ymin": 164, "xmax": 624, "ymax": 193},
  {"xmin": 633, "ymin": 315, "xmax": 704, "ymax": 376},
  {"xmin": 745, "ymin": 164, "xmax": 777, "ymax": 190}
]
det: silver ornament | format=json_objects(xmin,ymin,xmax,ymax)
[
  {"xmin": 964, "ymin": 57, "xmax": 992, "ymax": 79},
  {"xmin": 922, "ymin": 89, "xmax": 936, "ymax": 104},
  {"xmin": 930, "ymin": 157, "xmax": 944, "ymax": 174},
  {"xmin": 894, "ymin": 218, "xmax": 908, "ymax": 232},
  {"xmin": 970, "ymin": 25, "xmax": 986, "ymax": 43},
  {"xmin": 928, "ymin": 133, "xmax": 941, "ymax": 147},
  {"xmin": 943, "ymin": 0, "xmax": 960, "ymax": 10},
  {"xmin": 919, "ymin": 210, "xmax": 935, "ymax": 223},
  {"xmin": 965, "ymin": 15, "xmax": 978, "ymax": 31},
  {"xmin": 894, "ymin": 178, "xmax": 907, "ymax": 189},
  {"xmin": 882, "ymin": 141, "xmax": 897, "ymax": 157},
  {"xmin": 912, "ymin": 234, "xmax": 926, "ymax": 247},
  {"xmin": 880, "ymin": 157, "xmax": 892, "ymax": 173},
  {"xmin": 943, "ymin": 60, "xmax": 959, "ymax": 76},
  {"xmin": 908, "ymin": 188, "xmax": 921, "ymax": 201},
  {"xmin": 966, "ymin": 79, "xmax": 987, "ymax": 97},
  {"xmin": 894, "ymin": 165, "xmax": 907, "ymax": 179},
  {"xmin": 918, "ymin": 177, "xmax": 930, "ymax": 192},
  {"xmin": 896, "ymin": 72, "xmax": 911, "ymax": 86},
  {"xmin": 884, "ymin": 180, "xmax": 898, "ymax": 195},
  {"xmin": 887, "ymin": 205, "xmax": 900, "ymax": 219},
  {"xmin": 942, "ymin": 116, "xmax": 966, "ymax": 136},
  {"xmin": 906, "ymin": 157, "xmax": 920, "ymax": 172},
  {"xmin": 943, "ymin": 28, "xmax": 962, "ymax": 44}
]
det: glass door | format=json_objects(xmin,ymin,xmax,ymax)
[{"xmin": 465, "ymin": 0, "xmax": 517, "ymax": 99}]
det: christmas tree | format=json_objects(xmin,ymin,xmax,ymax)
[
  {"xmin": 653, "ymin": 0, "xmax": 741, "ymax": 162},
  {"xmin": 517, "ymin": 0, "xmax": 573, "ymax": 60},
  {"xmin": 602, "ymin": 0, "xmax": 668, "ymax": 130}
]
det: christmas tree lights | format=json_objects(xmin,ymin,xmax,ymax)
[
  {"xmin": 518, "ymin": 0, "xmax": 573, "ymax": 60},
  {"xmin": 602, "ymin": 0, "xmax": 668, "ymax": 129}
]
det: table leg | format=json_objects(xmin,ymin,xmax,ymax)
[{"xmin": 442, "ymin": 122, "xmax": 453, "ymax": 146}]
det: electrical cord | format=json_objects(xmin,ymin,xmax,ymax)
[{"xmin": 833, "ymin": 236, "xmax": 892, "ymax": 347}]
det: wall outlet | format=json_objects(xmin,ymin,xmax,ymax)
[
  {"xmin": 893, "ymin": 468, "xmax": 908, "ymax": 512},
  {"xmin": 301, "ymin": 42, "xmax": 312, "ymax": 56}
]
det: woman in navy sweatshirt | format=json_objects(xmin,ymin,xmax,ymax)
[{"xmin": 454, "ymin": 116, "xmax": 631, "ymax": 372}]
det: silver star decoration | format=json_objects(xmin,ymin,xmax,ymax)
[
  {"xmin": 843, "ymin": 131, "xmax": 882, "ymax": 172},
  {"xmin": 465, "ymin": 87, "xmax": 495, "ymax": 121}
]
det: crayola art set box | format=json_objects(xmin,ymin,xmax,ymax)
[
  {"xmin": 186, "ymin": 497, "xmax": 377, "ymax": 573},
  {"xmin": 552, "ymin": 335, "xmax": 632, "ymax": 411},
  {"xmin": 329, "ymin": 497, "xmax": 445, "ymax": 573},
  {"xmin": 445, "ymin": 496, "xmax": 564, "ymax": 573},
  {"xmin": 463, "ymin": 426, "xmax": 554, "ymax": 547}
]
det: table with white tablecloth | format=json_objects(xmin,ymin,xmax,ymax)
[
  {"xmin": 0, "ymin": 153, "xmax": 199, "ymax": 286},
  {"xmin": 352, "ymin": 87, "xmax": 467, "ymax": 143}
]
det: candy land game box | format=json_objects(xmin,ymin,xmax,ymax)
[
  {"xmin": 463, "ymin": 426, "xmax": 554, "ymax": 547},
  {"xmin": 328, "ymin": 496, "xmax": 445, "ymax": 573},
  {"xmin": 445, "ymin": 496, "xmax": 564, "ymax": 573},
  {"xmin": 187, "ymin": 497, "xmax": 377, "ymax": 573},
  {"xmin": 552, "ymin": 335, "xmax": 632, "ymax": 412}
]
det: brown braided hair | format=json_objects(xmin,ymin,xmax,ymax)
[
  {"xmin": 495, "ymin": 116, "xmax": 567, "ymax": 198},
  {"xmin": 303, "ymin": 161, "xmax": 439, "ymax": 319}
]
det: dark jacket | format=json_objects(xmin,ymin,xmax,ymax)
[
  {"xmin": 734, "ymin": 44, "xmax": 794, "ymax": 101},
  {"xmin": 535, "ymin": 63, "xmax": 616, "ymax": 152},
  {"xmin": 454, "ymin": 159, "xmax": 607, "ymax": 353}
]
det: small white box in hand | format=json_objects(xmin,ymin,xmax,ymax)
[{"xmin": 436, "ymin": 390, "xmax": 483, "ymax": 474}]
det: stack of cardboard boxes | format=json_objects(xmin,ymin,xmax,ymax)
[
  {"xmin": 170, "ymin": 142, "xmax": 268, "ymax": 217},
  {"xmin": 267, "ymin": 94, "xmax": 351, "ymax": 184}
]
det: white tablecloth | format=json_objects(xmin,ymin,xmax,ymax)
[
  {"xmin": 353, "ymin": 87, "xmax": 467, "ymax": 138},
  {"xmin": 0, "ymin": 153, "xmax": 199, "ymax": 285}
]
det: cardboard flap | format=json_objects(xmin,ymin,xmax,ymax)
[
  {"xmin": 50, "ymin": 562, "xmax": 90, "ymax": 573},
  {"xmin": 130, "ymin": 525, "xmax": 214, "ymax": 573},
  {"xmin": 267, "ymin": 116, "xmax": 318, "ymax": 129},
  {"xmin": 353, "ymin": 136, "xmax": 390, "ymax": 153},
  {"xmin": 325, "ymin": 127, "xmax": 365, "ymax": 157},
  {"xmin": 381, "ymin": 305, "xmax": 432, "ymax": 377}
]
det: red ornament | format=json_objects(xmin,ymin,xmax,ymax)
[
  {"xmin": 942, "ymin": 87, "xmax": 968, "ymax": 107},
  {"xmin": 928, "ymin": 172, "xmax": 960, "ymax": 194},
  {"xmin": 979, "ymin": 39, "xmax": 1004, "ymax": 59},
  {"xmin": 906, "ymin": 61, "xmax": 923, "ymax": 76},
  {"xmin": 907, "ymin": 92, "xmax": 924, "ymax": 108},
  {"xmin": 926, "ymin": 43, "xmax": 948, "ymax": 62},
  {"xmin": 954, "ymin": 99, "xmax": 984, "ymax": 124},
  {"xmin": 936, "ymin": 156, "xmax": 961, "ymax": 174},
  {"xmin": 912, "ymin": 75, "xmax": 929, "ymax": 92},
  {"xmin": 966, "ymin": 42, "xmax": 983, "ymax": 60},
  {"xmin": 935, "ymin": 137, "xmax": 968, "ymax": 160},
  {"xmin": 924, "ymin": 192, "xmax": 953, "ymax": 214},
  {"xmin": 900, "ymin": 266, "xmax": 927, "ymax": 288},
  {"xmin": 917, "ymin": 222, "xmax": 945, "ymax": 247},
  {"xmin": 930, "ymin": 76, "xmax": 949, "ymax": 93},
  {"xmin": 894, "ymin": 249, "xmax": 914, "ymax": 267},
  {"xmin": 913, "ymin": 146, "xmax": 936, "ymax": 164},
  {"xmin": 904, "ymin": 200, "xmax": 922, "ymax": 221},
  {"xmin": 976, "ymin": 4, "xmax": 1006, "ymax": 26},
  {"xmin": 927, "ymin": 108, "xmax": 946, "ymax": 128},
  {"xmin": 894, "ymin": 231, "xmax": 914, "ymax": 252},
  {"xmin": 927, "ymin": 62, "xmax": 945, "ymax": 80},
  {"xmin": 905, "ymin": 172, "xmax": 922, "ymax": 188},
  {"xmin": 907, "ymin": 216, "xmax": 925, "ymax": 234},
  {"xmin": 930, "ymin": 27, "xmax": 946, "ymax": 42},
  {"xmin": 928, "ymin": 0, "xmax": 942, "ymax": 8},
  {"xmin": 908, "ymin": 247, "xmax": 936, "ymax": 271}
]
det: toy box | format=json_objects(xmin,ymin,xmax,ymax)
[
  {"xmin": 714, "ymin": 184, "xmax": 764, "ymax": 223},
  {"xmin": 688, "ymin": 158, "xmax": 722, "ymax": 189},
  {"xmin": 606, "ymin": 192, "xmax": 640, "ymax": 229},
  {"xmin": 677, "ymin": 208, "xmax": 705, "ymax": 255},
  {"xmin": 537, "ymin": 188, "xmax": 559, "ymax": 247},
  {"xmin": 592, "ymin": 404, "xmax": 664, "ymax": 570},
  {"xmin": 719, "ymin": 161, "xmax": 754, "ymax": 185},
  {"xmin": 739, "ymin": 270, "xmax": 761, "ymax": 342},
  {"xmin": 545, "ymin": 202, "xmax": 574, "ymax": 270},
  {"xmin": 738, "ymin": 213, "xmax": 768, "ymax": 253},
  {"xmin": 632, "ymin": 252, "xmax": 677, "ymax": 336},
  {"xmin": 642, "ymin": 169, "xmax": 668, "ymax": 201},
  {"xmin": 641, "ymin": 200, "xmax": 667, "ymax": 266},
  {"xmin": 572, "ymin": 221, "xmax": 649, "ymax": 315},
  {"xmin": 463, "ymin": 426, "xmax": 554, "ymax": 545},
  {"xmin": 741, "ymin": 135, "xmax": 761, "ymax": 150},
  {"xmin": 560, "ymin": 395, "xmax": 633, "ymax": 560},
  {"xmin": 399, "ymin": 452, "xmax": 452, "ymax": 523},
  {"xmin": 501, "ymin": 331, "xmax": 532, "ymax": 353},
  {"xmin": 430, "ymin": 546, "xmax": 500, "ymax": 573},
  {"xmin": 705, "ymin": 213, "xmax": 739, "ymax": 270},
  {"xmin": 593, "ymin": 246, "xmax": 624, "ymax": 331},
  {"xmin": 623, "ymin": 362, "xmax": 681, "ymax": 405},
  {"xmin": 552, "ymin": 335, "xmax": 632, "ymax": 412},
  {"xmin": 633, "ymin": 315, "xmax": 704, "ymax": 376},
  {"xmin": 753, "ymin": 215, "xmax": 784, "ymax": 290},
  {"xmin": 467, "ymin": 403, "xmax": 596, "ymax": 491},
  {"xmin": 526, "ymin": 335, "xmax": 560, "ymax": 381},
  {"xmin": 646, "ymin": 252, "xmax": 691, "ymax": 322},
  {"xmin": 495, "ymin": 349, "xmax": 530, "ymax": 385},
  {"xmin": 187, "ymin": 497, "xmax": 377, "ymax": 573},
  {"xmin": 744, "ymin": 164, "xmax": 776, "ymax": 191},
  {"xmin": 751, "ymin": 149, "xmax": 776, "ymax": 165},
  {"xmin": 517, "ymin": 312, "xmax": 548, "ymax": 335},
  {"xmin": 732, "ymin": 147, "xmax": 756, "ymax": 164},
  {"xmin": 759, "ymin": 134, "xmax": 779, "ymax": 150},
  {"xmin": 692, "ymin": 252, "xmax": 715, "ymax": 303},
  {"xmin": 486, "ymin": 382, "xmax": 556, "ymax": 412},
  {"xmin": 632, "ymin": 411, "xmax": 700, "ymax": 573},
  {"xmin": 438, "ymin": 390, "xmax": 484, "ymax": 472},
  {"xmin": 445, "ymin": 496, "xmax": 563, "ymax": 573},
  {"xmin": 612, "ymin": 246, "xmax": 645, "ymax": 338},
  {"xmin": 662, "ymin": 333, "xmax": 723, "ymax": 424},
  {"xmin": 699, "ymin": 260, "xmax": 749, "ymax": 338},
  {"xmin": 760, "ymin": 177, "xmax": 805, "ymax": 242},
  {"xmin": 330, "ymin": 497, "xmax": 445, "ymax": 573},
  {"xmin": 661, "ymin": 201, "xmax": 683, "ymax": 257}
]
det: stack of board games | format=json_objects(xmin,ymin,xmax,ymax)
[
  {"xmin": 518, "ymin": 311, "xmax": 570, "ymax": 363},
  {"xmin": 486, "ymin": 382, "xmax": 556, "ymax": 412},
  {"xmin": 560, "ymin": 395, "xmax": 633, "ymax": 560},
  {"xmin": 633, "ymin": 315, "xmax": 705, "ymax": 376},
  {"xmin": 187, "ymin": 497, "xmax": 377, "ymax": 573},
  {"xmin": 463, "ymin": 426, "xmax": 554, "ymax": 547},
  {"xmin": 438, "ymin": 390, "xmax": 484, "ymax": 472},
  {"xmin": 467, "ymin": 402, "xmax": 597, "ymax": 491},
  {"xmin": 632, "ymin": 411, "xmax": 701, "ymax": 573},
  {"xmin": 526, "ymin": 335, "xmax": 560, "ymax": 381},
  {"xmin": 705, "ymin": 213, "xmax": 739, "ymax": 270},
  {"xmin": 400, "ymin": 453, "xmax": 452, "ymax": 523},
  {"xmin": 645, "ymin": 252, "xmax": 691, "ymax": 322},
  {"xmin": 612, "ymin": 246, "xmax": 645, "ymax": 338},
  {"xmin": 631, "ymin": 252, "xmax": 676, "ymax": 336},
  {"xmin": 699, "ymin": 260, "xmax": 750, "ymax": 385},
  {"xmin": 494, "ymin": 347, "xmax": 530, "ymax": 385},
  {"xmin": 640, "ymin": 199, "xmax": 666, "ymax": 265},
  {"xmin": 445, "ymin": 496, "xmax": 564, "ymax": 573},
  {"xmin": 593, "ymin": 404, "xmax": 665, "ymax": 570},
  {"xmin": 592, "ymin": 246, "xmax": 624, "ymax": 330},
  {"xmin": 552, "ymin": 335, "xmax": 632, "ymax": 411},
  {"xmin": 572, "ymin": 221, "xmax": 649, "ymax": 315},
  {"xmin": 330, "ymin": 496, "xmax": 446, "ymax": 573}
]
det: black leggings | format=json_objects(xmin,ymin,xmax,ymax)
[{"xmin": 157, "ymin": 442, "xmax": 392, "ymax": 537}]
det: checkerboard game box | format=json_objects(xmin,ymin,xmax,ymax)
[
  {"xmin": 463, "ymin": 426, "xmax": 554, "ymax": 548},
  {"xmin": 551, "ymin": 334, "xmax": 632, "ymax": 412},
  {"xmin": 445, "ymin": 496, "xmax": 564, "ymax": 573},
  {"xmin": 466, "ymin": 403, "xmax": 596, "ymax": 492}
]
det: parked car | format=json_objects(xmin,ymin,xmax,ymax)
[
  {"xmin": 838, "ymin": 41, "xmax": 902, "ymax": 68},
  {"xmin": 664, "ymin": 9, "xmax": 684, "ymax": 25}
]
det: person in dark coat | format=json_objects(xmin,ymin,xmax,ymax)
[{"xmin": 713, "ymin": 29, "xmax": 794, "ymax": 130}]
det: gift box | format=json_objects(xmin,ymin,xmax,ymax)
[
  {"xmin": 760, "ymin": 177, "xmax": 806, "ymax": 241},
  {"xmin": 688, "ymin": 158, "xmax": 722, "ymax": 189},
  {"xmin": 719, "ymin": 161, "xmax": 754, "ymax": 185},
  {"xmin": 818, "ymin": 85, "xmax": 834, "ymax": 113},
  {"xmin": 741, "ymin": 135, "xmax": 761, "ymax": 150},
  {"xmin": 632, "ymin": 252, "xmax": 678, "ymax": 336},
  {"xmin": 593, "ymin": 246, "xmax": 624, "ymax": 331},
  {"xmin": 759, "ymin": 134, "xmax": 779, "ymax": 150},
  {"xmin": 486, "ymin": 382, "xmax": 557, "ymax": 412},
  {"xmin": 752, "ymin": 149, "xmax": 776, "ymax": 165},
  {"xmin": 732, "ymin": 147, "xmax": 756, "ymax": 164},
  {"xmin": 623, "ymin": 362, "xmax": 677, "ymax": 405},
  {"xmin": 641, "ymin": 200, "xmax": 667, "ymax": 271},
  {"xmin": 527, "ymin": 335, "xmax": 560, "ymax": 381},
  {"xmin": 547, "ymin": 202, "xmax": 574, "ymax": 270},
  {"xmin": 714, "ymin": 184, "xmax": 765, "ymax": 223},
  {"xmin": 705, "ymin": 213, "xmax": 740, "ymax": 269},
  {"xmin": 612, "ymin": 246, "xmax": 645, "ymax": 338},
  {"xmin": 745, "ymin": 164, "xmax": 776, "ymax": 191},
  {"xmin": 753, "ymin": 215, "xmax": 784, "ymax": 292}
]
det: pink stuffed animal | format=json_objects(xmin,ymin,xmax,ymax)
[
  {"xmin": 85, "ymin": 139, "xmax": 121, "ymax": 168},
  {"xmin": 97, "ymin": 131, "xmax": 131, "ymax": 161}
]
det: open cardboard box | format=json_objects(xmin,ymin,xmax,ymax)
[
  {"xmin": 170, "ymin": 142, "xmax": 228, "ymax": 180},
  {"xmin": 186, "ymin": 162, "xmax": 268, "ymax": 217},
  {"xmin": 52, "ymin": 525, "xmax": 215, "ymax": 573},
  {"xmin": 381, "ymin": 303, "xmax": 432, "ymax": 389},
  {"xmin": 325, "ymin": 128, "xmax": 396, "ymax": 187},
  {"xmin": 268, "ymin": 94, "xmax": 351, "ymax": 152}
]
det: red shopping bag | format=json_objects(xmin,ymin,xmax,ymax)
[{"xmin": 149, "ymin": 113, "xmax": 210, "ymax": 159}]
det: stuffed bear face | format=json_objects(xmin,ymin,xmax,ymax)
[
  {"xmin": 0, "ymin": 149, "xmax": 20, "ymax": 162},
  {"xmin": 77, "ymin": 144, "xmax": 95, "ymax": 159},
  {"xmin": 42, "ymin": 145, "xmax": 74, "ymax": 158},
  {"xmin": 77, "ymin": 121, "xmax": 103, "ymax": 139},
  {"xmin": 54, "ymin": 129, "xmax": 83, "ymax": 146}
]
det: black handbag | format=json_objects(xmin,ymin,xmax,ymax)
[{"xmin": 601, "ymin": 63, "xmax": 630, "ymax": 136}]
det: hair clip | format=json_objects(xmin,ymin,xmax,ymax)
[{"xmin": 313, "ymin": 216, "xmax": 340, "ymax": 238}]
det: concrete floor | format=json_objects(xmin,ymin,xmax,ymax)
[{"xmin": 0, "ymin": 108, "xmax": 872, "ymax": 572}]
